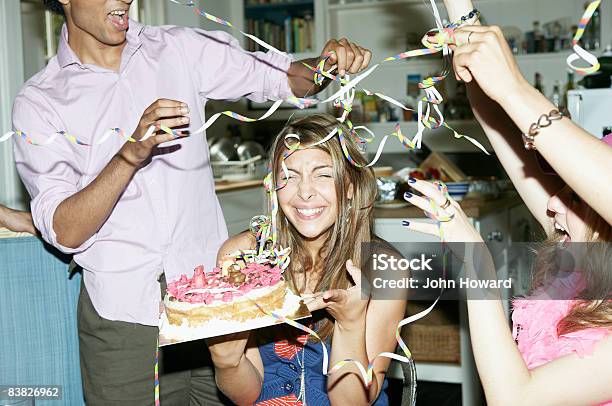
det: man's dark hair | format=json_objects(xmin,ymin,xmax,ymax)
[{"xmin": 43, "ymin": 0, "xmax": 65, "ymax": 16}]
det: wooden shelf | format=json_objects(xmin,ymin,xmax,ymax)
[
  {"xmin": 357, "ymin": 120, "xmax": 490, "ymax": 154},
  {"xmin": 328, "ymin": 0, "xmax": 445, "ymax": 12},
  {"xmin": 245, "ymin": 0, "xmax": 314, "ymax": 12}
]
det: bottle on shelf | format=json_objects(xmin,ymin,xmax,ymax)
[
  {"xmin": 550, "ymin": 81, "xmax": 562, "ymax": 109},
  {"xmin": 533, "ymin": 21, "xmax": 544, "ymax": 53},
  {"xmin": 534, "ymin": 72, "xmax": 544, "ymax": 95},
  {"xmin": 584, "ymin": 1, "xmax": 601, "ymax": 50}
]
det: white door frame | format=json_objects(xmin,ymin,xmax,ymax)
[{"xmin": 0, "ymin": 0, "xmax": 26, "ymax": 209}]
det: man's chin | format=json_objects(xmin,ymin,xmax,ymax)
[{"xmin": 101, "ymin": 34, "xmax": 128, "ymax": 47}]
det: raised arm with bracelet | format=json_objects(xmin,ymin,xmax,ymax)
[{"xmin": 443, "ymin": 0, "xmax": 612, "ymax": 229}]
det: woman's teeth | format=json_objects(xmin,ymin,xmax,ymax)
[
  {"xmin": 110, "ymin": 10, "xmax": 126, "ymax": 16},
  {"xmin": 555, "ymin": 222, "xmax": 571, "ymax": 243},
  {"xmin": 297, "ymin": 207, "xmax": 323, "ymax": 216}
]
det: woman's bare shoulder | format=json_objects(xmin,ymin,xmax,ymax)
[{"xmin": 216, "ymin": 231, "xmax": 257, "ymax": 265}]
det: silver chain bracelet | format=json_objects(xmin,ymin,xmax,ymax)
[{"xmin": 522, "ymin": 109, "xmax": 566, "ymax": 150}]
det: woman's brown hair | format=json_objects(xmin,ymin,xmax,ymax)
[
  {"xmin": 531, "ymin": 193, "xmax": 612, "ymax": 336},
  {"xmin": 267, "ymin": 114, "xmax": 377, "ymax": 341}
]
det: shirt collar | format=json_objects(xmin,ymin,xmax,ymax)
[{"xmin": 57, "ymin": 19, "xmax": 145, "ymax": 69}]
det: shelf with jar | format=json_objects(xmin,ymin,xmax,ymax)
[
  {"xmin": 355, "ymin": 119, "xmax": 490, "ymax": 154},
  {"xmin": 226, "ymin": 0, "xmax": 327, "ymax": 115},
  {"xmin": 325, "ymin": 0, "xmax": 610, "ymax": 76}
]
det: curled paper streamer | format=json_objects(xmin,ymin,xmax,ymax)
[
  {"xmin": 300, "ymin": 27, "xmax": 486, "ymax": 160},
  {"xmin": 567, "ymin": 0, "xmax": 601, "ymax": 75},
  {"xmin": 246, "ymin": 214, "xmax": 291, "ymax": 270},
  {"xmin": 229, "ymin": 284, "xmax": 439, "ymax": 388},
  {"xmin": 176, "ymin": 0, "xmax": 485, "ymax": 161},
  {"xmin": 155, "ymin": 338, "xmax": 160, "ymax": 406}
]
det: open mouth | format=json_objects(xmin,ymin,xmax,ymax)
[
  {"xmin": 554, "ymin": 221, "xmax": 571, "ymax": 244},
  {"xmin": 107, "ymin": 9, "xmax": 129, "ymax": 31},
  {"xmin": 295, "ymin": 207, "xmax": 325, "ymax": 220}
]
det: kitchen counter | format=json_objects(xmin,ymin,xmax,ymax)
[
  {"xmin": 374, "ymin": 192, "xmax": 523, "ymax": 219},
  {"xmin": 215, "ymin": 179, "xmax": 263, "ymax": 193}
]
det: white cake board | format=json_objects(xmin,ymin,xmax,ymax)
[{"xmin": 158, "ymin": 289, "xmax": 311, "ymax": 346}]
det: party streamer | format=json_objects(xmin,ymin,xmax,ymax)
[
  {"xmin": 3, "ymin": 0, "xmax": 483, "ymax": 157},
  {"xmin": 154, "ymin": 339, "xmax": 160, "ymax": 406},
  {"xmin": 567, "ymin": 0, "xmax": 602, "ymax": 75}
]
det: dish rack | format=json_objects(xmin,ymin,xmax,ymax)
[{"xmin": 212, "ymin": 155, "xmax": 265, "ymax": 182}]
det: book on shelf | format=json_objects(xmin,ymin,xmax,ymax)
[{"xmin": 246, "ymin": 16, "xmax": 314, "ymax": 54}]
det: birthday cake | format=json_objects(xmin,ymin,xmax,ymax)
[{"xmin": 164, "ymin": 257, "xmax": 288, "ymax": 327}]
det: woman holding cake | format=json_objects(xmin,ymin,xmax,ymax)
[{"xmin": 207, "ymin": 114, "xmax": 407, "ymax": 405}]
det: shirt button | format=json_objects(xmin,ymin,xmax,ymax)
[
  {"xmin": 289, "ymin": 364, "xmax": 297, "ymax": 371},
  {"xmin": 284, "ymin": 382, "xmax": 294, "ymax": 392}
]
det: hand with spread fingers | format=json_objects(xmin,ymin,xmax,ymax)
[
  {"xmin": 320, "ymin": 38, "xmax": 373, "ymax": 77},
  {"xmin": 449, "ymin": 26, "xmax": 530, "ymax": 105},
  {"xmin": 118, "ymin": 98, "xmax": 190, "ymax": 168},
  {"xmin": 402, "ymin": 178, "xmax": 483, "ymax": 244},
  {"xmin": 303, "ymin": 259, "xmax": 369, "ymax": 330}
]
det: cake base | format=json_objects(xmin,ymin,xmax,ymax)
[
  {"xmin": 164, "ymin": 282, "xmax": 288, "ymax": 327},
  {"xmin": 158, "ymin": 289, "xmax": 310, "ymax": 346}
]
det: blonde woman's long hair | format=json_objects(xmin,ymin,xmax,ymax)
[
  {"xmin": 268, "ymin": 114, "xmax": 377, "ymax": 341},
  {"xmin": 532, "ymin": 194, "xmax": 612, "ymax": 336}
]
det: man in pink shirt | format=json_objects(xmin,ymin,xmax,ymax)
[{"xmin": 13, "ymin": 0, "xmax": 371, "ymax": 404}]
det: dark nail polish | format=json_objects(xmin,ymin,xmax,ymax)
[
  {"xmin": 408, "ymin": 177, "xmax": 417, "ymax": 184},
  {"xmin": 402, "ymin": 220, "xmax": 410, "ymax": 227},
  {"xmin": 404, "ymin": 192, "xmax": 413, "ymax": 199}
]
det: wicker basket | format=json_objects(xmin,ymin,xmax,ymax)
[
  {"xmin": 400, "ymin": 301, "xmax": 461, "ymax": 363},
  {"xmin": 401, "ymin": 324, "xmax": 461, "ymax": 363}
]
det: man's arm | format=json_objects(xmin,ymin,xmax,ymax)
[
  {"xmin": 13, "ymin": 96, "xmax": 189, "ymax": 251},
  {"xmin": 52, "ymin": 153, "xmax": 137, "ymax": 248},
  {"xmin": 54, "ymin": 99, "xmax": 191, "ymax": 249},
  {"xmin": 176, "ymin": 28, "xmax": 371, "ymax": 103}
]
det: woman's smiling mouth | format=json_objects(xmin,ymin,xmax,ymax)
[{"xmin": 295, "ymin": 207, "xmax": 325, "ymax": 220}]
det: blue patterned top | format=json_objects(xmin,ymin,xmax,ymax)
[{"xmin": 255, "ymin": 329, "xmax": 389, "ymax": 405}]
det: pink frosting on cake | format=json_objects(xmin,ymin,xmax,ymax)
[{"xmin": 167, "ymin": 263, "xmax": 283, "ymax": 305}]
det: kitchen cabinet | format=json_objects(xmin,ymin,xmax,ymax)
[{"xmin": 217, "ymin": 186, "xmax": 267, "ymax": 237}]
